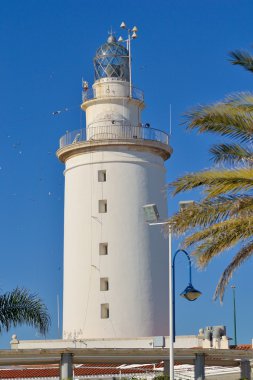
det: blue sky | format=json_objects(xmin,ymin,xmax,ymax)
[{"xmin": 0, "ymin": 0, "xmax": 253, "ymax": 347}]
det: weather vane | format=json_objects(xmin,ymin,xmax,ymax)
[{"xmin": 108, "ymin": 26, "xmax": 116, "ymax": 36}]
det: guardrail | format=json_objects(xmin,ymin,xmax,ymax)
[
  {"xmin": 59, "ymin": 125, "xmax": 169, "ymax": 149},
  {"xmin": 82, "ymin": 86, "xmax": 144, "ymax": 102}
]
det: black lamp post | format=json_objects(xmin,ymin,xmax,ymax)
[{"xmin": 172, "ymin": 249, "xmax": 202, "ymax": 342}]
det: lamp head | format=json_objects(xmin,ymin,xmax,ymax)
[
  {"xmin": 118, "ymin": 36, "xmax": 123, "ymax": 42},
  {"xmin": 179, "ymin": 200, "xmax": 195, "ymax": 211},
  {"xmin": 143, "ymin": 204, "xmax": 159, "ymax": 223},
  {"xmin": 132, "ymin": 31, "xmax": 137, "ymax": 39},
  {"xmin": 180, "ymin": 283, "xmax": 202, "ymax": 301},
  {"xmin": 120, "ymin": 21, "xmax": 126, "ymax": 29}
]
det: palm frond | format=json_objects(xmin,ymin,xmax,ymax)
[
  {"xmin": 167, "ymin": 195, "xmax": 253, "ymax": 237},
  {"xmin": 168, "ymin": 197, "xmax": 233, "ymax": 234},
  {"xmin": 184, "ymin": 216, "xmax": 253, "ymax": 252},
  {"xmin": 168, "ymin": 168, "xmax": 253, "ymax": 197},
  {"xmin": 225, "ymin": 93, "xmax": 253, "ymax": 110},
  {"xmin": 189, "ymin": 225, "xmax": 247, "ymax": 268},
  {"xmin": 185, "ymin": 94, "xmax": 253, "ymax": 143},
  {"xmin": 214, "ymin": 241, "xmax": 253, "ymax": 301},
  {"xmin": 0, "ymin": 288, "xmax": 51, "ymax": 334},
  {"xmin": 230, "ymin": 50, "xmax": 253, "ymax": 73},
  {"xmin": 210, "ymin": 143, "xmax": 253, "ymax": 165},
  {"xmin": 228, "ymin": 194, "xmax": 253, "ymax": 216}
]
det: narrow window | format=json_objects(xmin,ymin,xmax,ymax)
[
  {"xmin": 100, "ymin": 277, "xmax": 109, "ymax": 291},
  {"xmin": 99, "ymin": 200, "xmax": 107, "ymax": 213},
  {"xmin": 99, "ymin": 243, "xmax": 108, "ymax": 256},
  {"xmin": 101, "ymin": 303, "xmax": 109, "ymax": 319},
  {"xmin": 98, "ymin": 170, "xmax": 106, "ymax": 182}
]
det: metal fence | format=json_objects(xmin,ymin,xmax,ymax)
[{"xmin": 59, "ymin": 126, "xmax": 169, "ymax": 149}]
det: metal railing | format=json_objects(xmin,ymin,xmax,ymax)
[
  {"xmin": 59, "ymin": 125, "xmax": 169, "ymax": 149},
  {"xmin": 82, "ymin": 86, "xmax": 144, "ymax": 102}
]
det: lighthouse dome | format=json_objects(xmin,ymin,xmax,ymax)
[{"xmin": 94, "ymin": 35, "xmax": 130, "ymax": 81}]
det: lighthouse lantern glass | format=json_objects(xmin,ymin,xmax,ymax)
[{"xmin": 94, "ymin": 37, "xmax": 130, "ymax": 81}]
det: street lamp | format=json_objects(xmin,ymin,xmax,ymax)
[
  {"xmin": 172, "ymin": 249, "xmax": 202, "ymax": 342},
  {"xmin": 143, "ymin": 203, "xmax": 202, "ymax": 380},
  {"xmin": 231, "ymin": 285, "xmax": 237, "ymax": 346},
  {"xmin": 143, "ymin": 203, "xmax": 174, "ymax": 380},
  {"xmin": 119, "ymin": 22, "xmax": 138, "ymax": 98}
]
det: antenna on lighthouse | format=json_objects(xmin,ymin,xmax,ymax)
[
  {"xmin": 169, "ymin": 104, "xmax": 172, "ymax": 135},
  {"xmin": 119, "ymin": 22, "xmax": 139, "ymax": 98},
  {"xmin": 57, "ymin": 294, "xmax": 60, "ymax": 338}
]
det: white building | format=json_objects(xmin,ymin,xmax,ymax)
[{"xmin": 56, "ymin": 34, "xmax": 172, "ymax": 340}]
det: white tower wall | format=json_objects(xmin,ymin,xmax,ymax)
[
  {"xmin": 84, "ymin": 79, "xmax": 144, "ymax": 140},
  {"xmin": 86, "ymin": 100, "xmax": 141, "ymax": 127},
  {"xmin": 63, "ymin": 148, "xmax": 169, "ymax": 339}
]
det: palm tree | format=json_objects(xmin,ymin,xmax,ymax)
[
  {"xmin": 230, "ymin": 50, "xmax": 253, "ymax": 73},
  {"xmin": 167, "ymin": 48, "xmax": 253, "ymax": 302},
  {"xmin": 0, "ymin": 287, "xmax": 50, "ymax": 335}
]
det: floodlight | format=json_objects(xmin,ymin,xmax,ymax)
[
  {"xmin": 143, "ymin": 204, "xmax": 159, "ymax": 223},
  {"xmin": 179, "ymin": 200, "xmax": 195, "ymax": 211}
]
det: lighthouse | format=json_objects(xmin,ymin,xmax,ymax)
[{"xmin": 57, "ymin": 30, "xmax": 172, "ymax": 340}]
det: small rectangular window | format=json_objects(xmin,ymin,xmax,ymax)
[
  {"xmin": 101, "ymin": 303, "xmax": 109, "ymax": 319},
  {"xmin": 99, "ymin": 243, "xmax": 108, "ymax": 255},
  {"xmin": 99, "ymin": 200, "xmax": 107, "ymax": 213},
  {"xmin": 98, "ymin": 170, "xmax": 106, "ymax": 182},
  {"xmin": 100, "ymin": 277, "xmax": 109, "ymax": 291}
]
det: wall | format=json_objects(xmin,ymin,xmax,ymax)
[{"xmin": 62, "ymin": 147, "xmax": 169, "ymax": 339}]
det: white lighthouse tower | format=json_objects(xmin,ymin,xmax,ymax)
[{"xmin": 57, "ymin": 31, "xmax": 172, "ymax": 340}]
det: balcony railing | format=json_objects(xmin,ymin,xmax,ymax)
[
  {"xmin": 82, "ymin": 86, "xmax": 144, "ymax": 103},
  {"xmin": 59, "ymin": 125, "xmax": 169, "ymax": 149}
]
